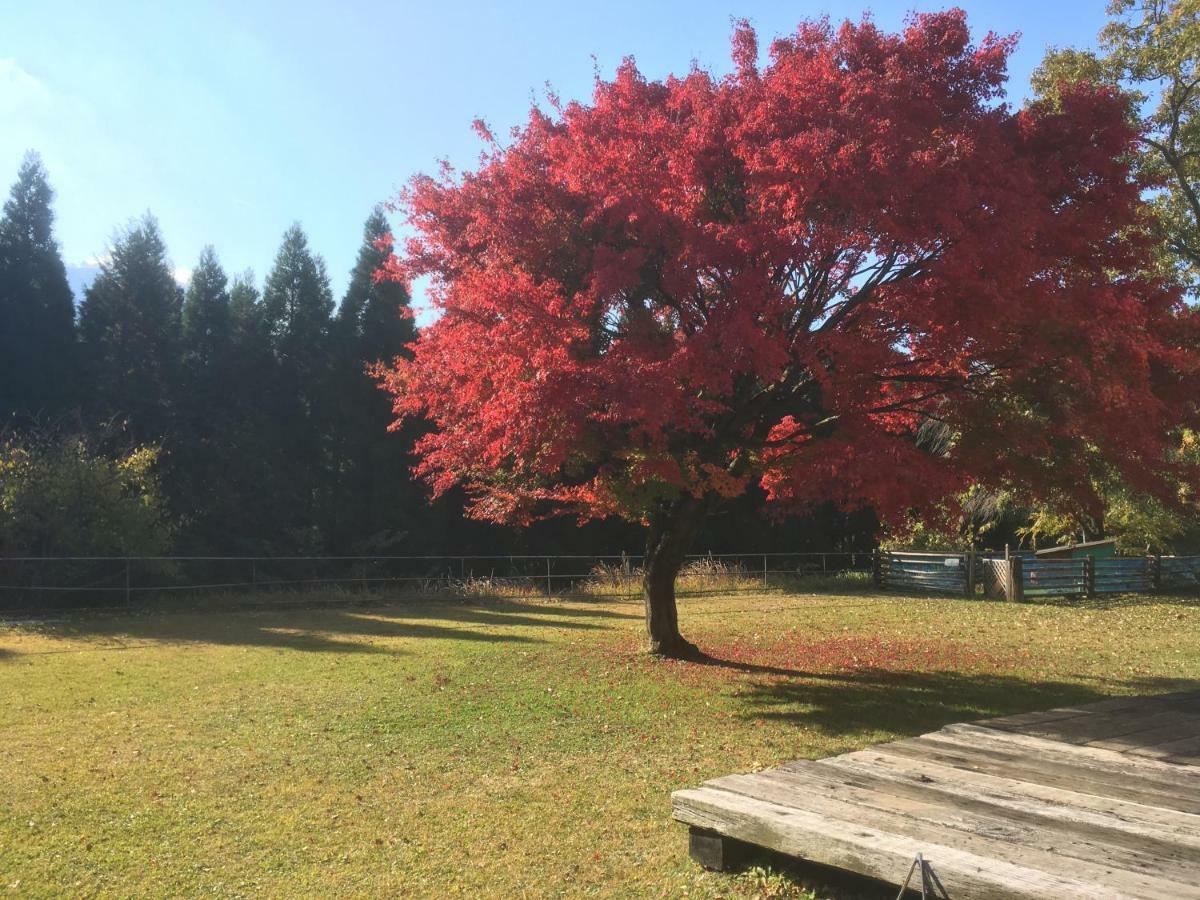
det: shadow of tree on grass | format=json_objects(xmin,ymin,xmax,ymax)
[
  {"xmin": 10, "ymin": 596, "xmax": 636, "ymax": 656},
  {"xmin": 725, "ymin": 665, "xmax": 1199, "ymax": 741}
]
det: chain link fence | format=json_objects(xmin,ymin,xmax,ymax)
[{"xmin": 0, "ymin": 551, "xmax": 875, "ymax": 613}]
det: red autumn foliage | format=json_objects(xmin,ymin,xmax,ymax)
[{"xmin": 378, "ymin": 10, "xmax": 1199, "ymax": 653}]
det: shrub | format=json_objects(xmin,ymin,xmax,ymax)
[{"xmin": 0, "ymin": 426, "xmax": 173, "ymax": 557}]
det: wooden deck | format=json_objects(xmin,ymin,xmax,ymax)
[{"xmin": 672, "ymin": 692, "xmax": 1200, "ymax": 899}]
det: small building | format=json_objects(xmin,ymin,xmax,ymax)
[{"xmin": 1035, "ymin": 538, "xmax": 1117, "ymax": 561}]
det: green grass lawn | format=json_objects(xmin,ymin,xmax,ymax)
[{"xmin": 2, "ymin": 585, "xmax": 1198, "ymax": 898}]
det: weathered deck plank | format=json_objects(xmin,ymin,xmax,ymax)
[
  {"xmin": 673, "ymin": 786, "xmax": 1113, "ymax": 900},
  {"xmin": 672, "ymin": 692, "xmax": 1200, "ymax": 899},
  {"xmin": 939, "ymin": 720, "xmax": 1200, "ymax": 773},
  {"xmin": 878, "ymin": 737, "xmax": 1200, "ymax": 813},
  {"xmin": 821, "ymin": 751, "xmax": 1200, "ymax": 847},
  {"xmin": 701, "ymin": 770, "xmax": 1198, "ymax": 896}
]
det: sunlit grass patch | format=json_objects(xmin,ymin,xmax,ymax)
[{"xmin": 1, "ymin": 589, "xmax": 1197, "ymax": 897}]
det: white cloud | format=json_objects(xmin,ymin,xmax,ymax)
[
  {"xmin": 72, "ymin": 258, "xmax": 190, "ymax": 286},
  {"xmin": 0, "ymin": 58, "xmax": 52, "ymax": 114}
]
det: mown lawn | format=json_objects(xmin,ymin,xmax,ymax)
[{"xmin": 2, "ymin": 585, "xmax": 1198, "ymax": 898}]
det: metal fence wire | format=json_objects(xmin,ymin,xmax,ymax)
[{"xmin": 0, "ymin": 551, "xmax": 875, "ymax": 611}]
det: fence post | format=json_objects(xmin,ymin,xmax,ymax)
[
  {"xmin": 546, "ymin": 557, "xmax": 552, "ymax": 597},
  {"xmin": 251, "ymin": 560, "xmax": 257, "ymax": 589},
  {"xmin": 1152, "ymin": 554, "xmax": 1162, "ymax": 592},
  {"xmin": 964, "ymin": 551, "xmax": 976, "ymax": 597},
  {"xmin": 125, "ymin": 559, "xmax": 131, "ymax": 604},
  {"xmin": 872, "ymin": 550, "xmax": 883, "ymax": 588},
  {"xmin": 1007, "ymin": 556, "xmax": 1023, "ymax": 603},
  {"xmin": 1084, "ymin": 556, "xmax": 1095, "ymax": 600},
  {"xmin": 762, "ymin": 554, "xmax": 768, "ymax": 588}
]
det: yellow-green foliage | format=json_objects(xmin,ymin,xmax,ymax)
[
  {"xmin": 1020, "ymin": 433, "xmax": 1200, "ymax": 552},
  {"xmin": 0, "ymin": 433, "xmax": 172, "ymax": 556},
  {"xmin": 880, "ymin": 518, "xmax": 964, "ymax": 552}
]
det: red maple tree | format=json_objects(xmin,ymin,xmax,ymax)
[{"xmin": 379, "ymin": 11, "xmax": 1199, "ymax": 657}]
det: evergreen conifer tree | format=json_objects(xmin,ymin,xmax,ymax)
[
  {"xmin": 181, "ymin": 246, "xmax": 231, "ymax": 372},
  {"xmin": 170, "ymin": 247, "xmax": 237, "ymax": 549},
  {"xmin": 336, "ymin": 207, "xmax": 415, "ymax": 361},
  {"xmin": 262, "ymin": 224, "xmax": 333, "ymax": 386},
  {"xmin": 77, "ymin": 215, "xmax": 182, "ymax": 440},
  {"xmin": 0, "ymin": 152, "xmax": 76, "ymax": 422},
  {"xmin": 331, "ymin": 209, "xmax": 418, "ymax": 549},
  {"xmin": 208, "ymin": 270, "xmax": 292, "ymax": 552},
  {"xmin": 261, "ymin": 224, "xmax": 335, "ymax": 546}
]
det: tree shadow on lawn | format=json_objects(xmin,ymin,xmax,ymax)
[
  {"xmin": 14, "ymin": 596, "xmax": 632, "ymax": 656},
  {"xmin": 1030, "ymin": 592, "xmax": 1200, "ymax": 610},
  {"xmin": 726, "ymin": 665, "xmax": 1200, "ymax": 741},
  {"xmin": 399, "ymin": 596, "xmax": 642, "ymax": 623}
]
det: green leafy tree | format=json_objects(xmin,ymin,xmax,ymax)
[
  {"xmin": 884, "ymin": 486, "xmax": 1033, "ymax": 552},
  {"xmin": 0, "ymin": 152, "xmax": 76, "ymax": 422},
  {"xmin": 78, "ymin": 216, "xmax": 182, "ymax": 440},
  {"xmin": 1020, "ymin": 486, "xmax": 1183, "ymax": 552},
  {"xmin": 1033, "ymin": 0, "xmax": 1200, "ymax": 288},
  {"xmin": 1032, "ymin": 3, "xmax": 1200, "ymax": 550},
  {"xmin": 1020, "ymin": 431, "xmax": 1200, "ymax": 552}
]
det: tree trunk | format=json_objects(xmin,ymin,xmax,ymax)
[{"xmin": 643, "ymin": 495, "xmax": 709, "ymax": 658}]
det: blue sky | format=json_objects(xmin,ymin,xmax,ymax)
[{"xmin": 3, "ymin": 1, "xmax": 1106, "ymax": 316}]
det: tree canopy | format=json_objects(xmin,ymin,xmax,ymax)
[
  {"xmin": 1034, "ymin": 0, "xmax": 1200, "ymax": 289},
  {"xmin": 380, "ymin": 11, "xmax": 1200, "ymax": 654}
]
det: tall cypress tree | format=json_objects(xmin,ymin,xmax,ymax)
[
  {"xmin": 212, "ymin": 271, "xmax": 291, "ymax": 553},
  {"xmin": 77, "ymin": 215, "xmax": 182, "ymax": 441},
  {"xmin": 0, "ymin": 152, "xmax": 76, "ymax": 422},
  {"xmin": 336, "ymin": 207, "xmax": 415, "ymax": 362},
  {"xmin": 262, "ymin": 224, "xmax": 334, "ymax": 387},
  {"xmin": 261, "ymin": 224, "xmax": 335, "ymax": 547},
  {"xmin": 330, "ymin": 209, "xmax": 419, "ymax": 550},
  {"xmin": 169, "ymin": 247, "xmax": 237, "ymax": 550},
  {"xmin": 229, "ymin": 270, "xmax": 263, "ymax": 339},
  {"xmin": 181, "ymin": 246, "xmax": 231, "ymax": 372}
]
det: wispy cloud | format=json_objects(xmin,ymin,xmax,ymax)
[
  {"xmin": 0, "ymin": 58, "xmax": 52, "ymax": 114},
  {"xmin": 73, "ymin": 257, "xmax": 191, "ymax": 287}
]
